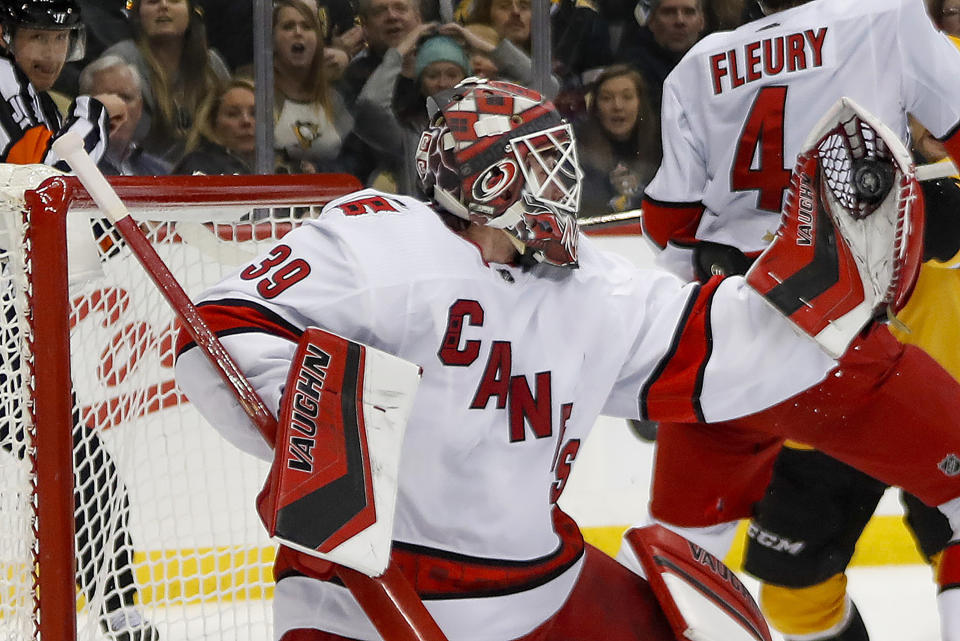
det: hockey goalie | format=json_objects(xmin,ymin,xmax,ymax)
[{"xmin": 173, "ymin": 80, "xmax": 927, "ymax": 641}]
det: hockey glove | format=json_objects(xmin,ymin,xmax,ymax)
[{"xmin": 746, "ymin": 97, "xmax": 924, "ymax": 358}]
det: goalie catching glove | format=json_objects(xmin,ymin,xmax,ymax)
[
  {"xmin": 745, "ymin": 97, "xmax": 925, "ymax": 358},
  {"xmin": 256, "ymin": 327, "xmax": 422, "ymax": 578}
]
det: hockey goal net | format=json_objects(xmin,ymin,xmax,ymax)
[{"xmin": 0, "ymin": 166, "xmax": 360, "ymax": 641}]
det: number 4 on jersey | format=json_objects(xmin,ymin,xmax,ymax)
[{"xmin": 732, "ymin": 86, "xmax": 791, "ymax": 212}]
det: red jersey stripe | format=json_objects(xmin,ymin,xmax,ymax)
[
  {"xmin": 274, "ymin": 509, "xmax": 585, "ymax": 600},
  {"xmin": 175, "ymin": 299, "xmax": 302, "ymax": 356},
  {"xmin": 641, "ymin": 276, "xmax": 724, "ymax": 422},
  {"xmin": 640, "ymin": 197, "xmax": 705, "ymax": 250}
]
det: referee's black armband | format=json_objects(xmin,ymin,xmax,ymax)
[{"xmin": 921, "ymin": 177, "xmax": 960, "ymax": 263}]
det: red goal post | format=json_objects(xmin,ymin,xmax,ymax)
[{"xmin": 0, "ymin": 167, "xmax": 393, "ymax": 641}]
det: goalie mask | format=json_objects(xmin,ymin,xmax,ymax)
[
  {"xmin": 416, "ymin": 78, "xmax": 582, "ymax": 267},
  {"xmin": 0, "ymin": 0, "xmax": 86, "ymax": 62}
]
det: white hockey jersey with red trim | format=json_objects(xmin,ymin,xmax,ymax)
[
  {"xmin": 175, "ymin": 189, "xmax": 834, "ymax": 641},
  {"xmin": 643, "ymin": 0, "xmax": 960, "ymax": 280}
]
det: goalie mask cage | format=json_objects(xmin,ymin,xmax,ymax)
[{"xmin": 0, "ymin": 166, "xmax": 360, "ymax": 641}]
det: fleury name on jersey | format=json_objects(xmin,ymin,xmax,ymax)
[{"xmin": 709, "ymin": 26, "xmax": 828, "ymax": 95}]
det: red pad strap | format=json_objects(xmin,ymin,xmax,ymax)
[
  {"xmin": 625, "ymin": 525, "xmax": 772, "ymax": 641},
  {"xmin": 256, "ymin": 327, "xmax": 377, "ymax": 555}
]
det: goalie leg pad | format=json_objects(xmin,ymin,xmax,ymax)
[
  {"xmin": 624, "ymin": 524, "xmax": 772, "ymax": 641},
  {"xmin": 256, "ymin": 327, "xmax": 422, "ymax": 578}
]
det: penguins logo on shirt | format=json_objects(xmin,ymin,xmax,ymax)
[{"xmin": 293, "ymin": 121, "xmax": 322, "ymax": 149}]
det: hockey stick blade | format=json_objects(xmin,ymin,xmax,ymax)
[{"xmin": 51, "ymin": 132, "xmax": 449, "ymax": 641}]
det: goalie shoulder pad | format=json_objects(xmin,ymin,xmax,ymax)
[
  {"xmin": 624, "ymin": 525, "xmax": 772, "ymax": 641},
  {"xmin": 746, "ymin": 97, "xmax": 924, "ymax": 358},
  {"xmin": 256, "ymin": 327, "xmax": 422, "ymax": 577}
]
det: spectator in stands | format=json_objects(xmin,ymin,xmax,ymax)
[
  {"xmin": 79, "ymin": 55, "xmax": 170, "ymax": 175},
  {"xmin": 173, "ymin": 78, "xmax": 255, "ymax": 174},
  {"xmin": 354, "ymin": 26, "xmax": 467, "ymax": 194},
  {"xmin": 454, "ymin": 21, "xmax": 557, "ymax": 90},
  {"xmin": 355, "ymin": 22, "xmax": 556, "ymax": 193},
  {"xmin": 575, "ymin": 65, "xmax": 659, "ymax": 217},
  {"xmin": 462, "ymin": 23, "xmax": 500, "ymax": 78},
  {"xmin": 297, "ymin": 0, "xmax": 365, "ymax": 58},
  {"xmin": 198, "ymin": 0, "xmax": 363, "ymax": 73},
  {"xmin": 550, "ymin": 0, "xmax": 617, "ymax": 86},
  {"xmin": 339, "ymin": 0, "xmax": 421, "ymax": 106},
  {"xmin": 336, "ymin": 0, "xmax": 421, "ymax": 183},
  {"xmin": 103, "ymin": 0, "xmax": 230, "ymax": 164},
  {"xmin": 273, "ymin": 0, "xmax": 353, "ymax": 174},
  {"xmin": 614, "ymin": 0, "xmax": 704, "ymax": 109},
  {"xmin": 469, "ymin": 0, "xmax": 531, "ymax": 51},
  {"xmin": 54, "ymin": 0, "xmax": 134, "ymax": 96}
]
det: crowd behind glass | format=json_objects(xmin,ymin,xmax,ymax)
[{"xmin": 58, "ymin": 0, "xmax": 960, "ymax": 217}]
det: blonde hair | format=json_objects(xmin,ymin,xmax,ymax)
[
  {"xmin": 184, "ymin": 77, "xmax": 255, "ymax": 154},
  {"xmin": 273, "ymin": 0, "xmax": 332, "ymax": 113},
  {"xmin": 463, "ymin": 23, "xmax": 500, "ymax": 47},
  {"xmin": 127, "ymin": 0, "xmax": 223, "ymax": 140}
]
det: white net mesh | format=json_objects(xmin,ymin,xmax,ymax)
[{"xmin": 0, "ymin": 166, "xmax": 355, "ymax": 640}]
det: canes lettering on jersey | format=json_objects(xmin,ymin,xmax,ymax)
[
  {"xmin": 710, "ymin": 27, "xmax": 829, "ymax": 95},
  {"xmin": 440, "ymin": 297, "xmax": 575, "ymax": 443},
  {"xmin": 438, "ymin": 299, "xmax": 484, "ymax": 366},
  {"xmin": 551, "ymin": 402, "xmax": 577, "ymax": 503}
]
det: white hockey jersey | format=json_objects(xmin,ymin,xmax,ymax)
[
  {"xmin": 174, "ymin": 189, "xmax": 835, "ymax": 641},
  {"xmin": 643, "ymin": 0, "xmax": 960, "ymax": 280}
]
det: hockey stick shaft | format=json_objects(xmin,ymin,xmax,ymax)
[
  {"xmin": 52, "ymin": 132, "xmax": 449, "ymax": 641},
  {"xmin": 577, "ymin": 209, "xmax": 642, "ymax": 228}
]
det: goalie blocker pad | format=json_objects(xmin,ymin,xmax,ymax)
[
  {"xmin": 624, "ymin": 525, "xmax": 772, "ymax": 641},
  {"xmin": 745, "ymin": 97, "xmax": 925, "ymax": 358},
  {"xmin": 256, "ymin": 327, "xmax": 422, "ymax": 577}
]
